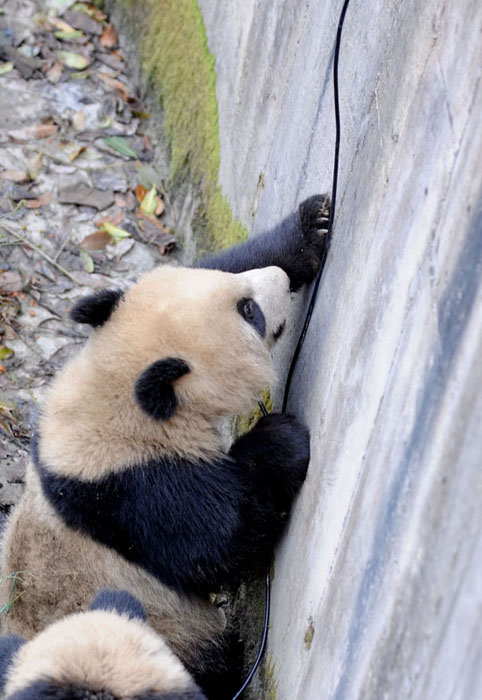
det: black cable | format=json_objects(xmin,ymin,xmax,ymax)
[
  {"xmin": 231, "ymin": 568, "xmax": 271, "ymax": 700},
  {"xmin": 283, "ymin": 0, "xmax": 351, "ymax": 413},
  {"xmin": 231, "ymin": 0, "xmax": 352, "ymax": 695}
]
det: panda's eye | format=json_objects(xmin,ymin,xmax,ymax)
[
  {"xmin": 237, "ymin": 297, "xmax": 266, "ymax": 338},
  {"xmin": 243, "ymin": 300, "xmax": 255, "ymax": 319}
]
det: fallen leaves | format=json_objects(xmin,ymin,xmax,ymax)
[
  {"xmin": 100, "ymin": 25, "xmax": 118, "ymax": 48},
  {"xmin": 46, "ymin": 60, "xmax": 63, "ymax": 84},
  {"xmin": 139, "ymin": 185, "xmax": 158, "ymax": 215},
  {"xmin": 24, "ymin": 192, "xmax": 53, "ymax": 209},
  {"xmin": 55, "ymin": 50, "xmax": 90, "ymax": 70},
  {"xmin": 0, "ymin": 170, "xmax": 30, "ymax": 183},
  {"xmin": 80, "ymin": 230, "xmax": 112, "ymax": 250},
  {"xmin": 0, "ymin": 62, "xmax": 13, "ymax": 76},
  {"xmin": 102, "ymin": 135, "xmax": 138, "ymax": 159},
  {"xmin": 100, "ymin": 221, "xmax": 131, "ymax": 241},
  {"xmin": 0, "ymin": 271, "xmax": 23, "ymax": 294},
  {"xmin": 0, "ymin": 0, "xmax": 181, "ymax": 508},
  {"xmin": 79, "ymin": 248, "xmax": 94, "ymax": 272},
  {"xmin": 0, "ymin": 123, "xmax": 57, "ymax": 144},
  {"xmin": 64, "ymin": 8, "xmax": 103, "ymax": 35},
  {"xmin": 93, "ymin": 71, "xmax": 133, "ymax": 101},
  {"xmin": 0, "ymin": 346, "xmax": 14, "ymax": 361}
]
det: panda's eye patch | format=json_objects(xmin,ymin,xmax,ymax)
[{"xmin": 237, "ymin": 297, "xmax": 266, "ymax": 338}]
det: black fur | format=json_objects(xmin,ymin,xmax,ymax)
[
  {"xmin": 188, "ymin": 630, "xmax": 244, "ymax": 700},
  {"xmin": 70, "ymin": 289, "xmax": 124, "ymax": 328},
  {"xmin": 199, "ymin": 194, "xmax": 331, "ymax": 291},
  {"xmin": 89, "ymin": 589, "xmax": 147, "ymax": 621},
  {"xmin": 6, "ymin": 681, "xmax": 206, "ymax": 700},
  {"xmin": 33, "ymin": 414, "xmax": 309, "ymax": 595},
  {"xmin": 0, "ymin": 635, "xmax": 25, "ymax": 691},
  {"xmin": 135, "ymin": 358, "xmax": 191, "ymax": 422}
]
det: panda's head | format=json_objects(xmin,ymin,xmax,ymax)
[
  {"xmin": 0, "ymin": 590, "xmax": 206, "ymax": 699},
  {"xmin": 39, "ymin": 265, "xmax": 290, "ymax": 472}
]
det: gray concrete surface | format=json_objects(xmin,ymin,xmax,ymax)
[{"xmin": 198, "ymin": 0, "xmax": 482, "ymax": 698}]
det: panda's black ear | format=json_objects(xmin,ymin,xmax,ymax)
[
  {"xmin": 70, "ymin": 289, "xmax": 124, "ymax": 327},
  {"xmin": 135, "ymin": 358, "xmax": 191, "ymax": 421},
  {"xmin": 0, "ymin": 634, "xmax": 25, "ymax": 690},
  {"xmin": 90, "ymin": 589, "xmax": 147, "ymax": 621}
]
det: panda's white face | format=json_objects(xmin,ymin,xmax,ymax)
[
  {"xmin": 90, "ymin": 264, "xmax": 290, "ymax": 413},
  {"xmin": 39, "ymin": 265, "xmax": 291, "ymax": 477}
]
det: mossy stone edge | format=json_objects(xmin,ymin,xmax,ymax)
[{"xmin": 115, "ymin": 0, "xmax": 247, "ymax": 252}]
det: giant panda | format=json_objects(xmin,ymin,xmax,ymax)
[
  {"xmin": 0, "ymin": 589, "xmax": 206, "ymax": 699},
  {"xmin": 0, "ymin": 195, "xmax": 330, "ymax": 697}
]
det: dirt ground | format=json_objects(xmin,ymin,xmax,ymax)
[{"xmin": 0, "ymin": 0, "xmax": 183, "ymax": 524}]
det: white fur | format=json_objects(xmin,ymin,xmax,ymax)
[{"xmin": 5, "ymin": 608, "xmax": 193, "ymax": 697}]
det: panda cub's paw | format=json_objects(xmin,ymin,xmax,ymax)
[
  {"xmin": 247, "ymin": 413, "xmax": 311, "ymax": 491},
  {"xmin": 298, "ymin": 192, "xmax": 331, "ymax": 270}
]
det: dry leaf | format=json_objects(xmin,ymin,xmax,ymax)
[
  {"xmin": 49, "ymin": 17, "xmax": 76, "ymax": 33},
  {"xmin": 72, "ymin": 110, "xmax": 85, "ymax": 130},
  {"xmin": 100, "ymin": 24, "xmax": 118, "ymax": 48},
  {"xmin": 95, "ymin": 210, "xmax": 123, "ymax": 228},
  {"xmin": 56, "ymin": 51, "xmax": 90, "ymax": 70},
  {"xmin": 54, "ymin": 29, "xmax": 84, "ymax": 41},
  {"xmin": 64, "ymin": 8, "xmax": 104, "ymax": 34},
  {"xmin": 24, "ymin": 192, "xmax": 53, "ymax": 208},
  {"xmin": 92, "ymin": 71, "xmax": 132, "ymax": 101},
  {"xmin": 46, "ymin": 60, "xmax": 63, "ymax": 84},
  {"xmin": 0, "ymin": 61, "xmax": 13, "ymax": 76},
  {"xmin": 26, "ymin": 153, "xmax": 44, "ymax": 179},
  {"xmin": 136, "ymin": 211, "xmax": 177, "ymax": 251},
  {"xmin": 155, "ymin": 197, "xmax": 165, "ymax": 216},
  {"xmin": 0, "ymin": 270, "xmax": 23, "ymax": 293},
  {"xmin": 100, "ymin": 222, "xmax": 131, "ymax": 242},
  {"xmin": 60, "ymin": 142, "xmax": 86, "ymax": 161},
  {"xmin": 115, "ymin": 191, "xmax": 136, "ymax": 210},
  {"xmin": 135, "ymin": 184, "xmax": 147, "ymax": 203},
  {"xmin": 139, "ymin": 186, "xmax": 157, "ymax": 215},
  {"xmin": 79, "ymin": 248, "xmax": 95, "ymax": 273},
  {"xmin": 80, "ymin": 230, "xmax": 112, "ymax": 250},
  {"xmin": 0, "ymin": 346, "xmax": 14, "ymax": 361},
  {"xmin": 2, "ymin": 123, "xmax": 57, "ymax": 144},
  {"xmin": 0, "ymin": 170, "xmax": 29, "ymax": 183}
]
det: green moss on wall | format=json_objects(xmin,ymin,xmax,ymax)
[
  {"xmin": 264, "ymin": 656, "xmax": 278, "ymax": 700},
  {"xmin": 119, "ymin": 0, "xmax": 247, "ymax": 250},
  {"xmin": 235, "ymin": 388, "xmax": 273, "ymax": 437}
]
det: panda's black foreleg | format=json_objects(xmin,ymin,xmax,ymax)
[
  {"xmin": 226, "ymin": 413, "xmax": 310, "ymax": 570},
  {"xmin": 188, "ymin": 629, "xmax": 244, "ymax": 700},
  {"xmin": 198, "ymin": 193, "xmax": 331, "ymax": 291}
]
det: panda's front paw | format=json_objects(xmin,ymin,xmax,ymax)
[
  {"xmin": 246, "ymin": 413, "xmax": 311, "ymax": 492},
  {"xmin": 297, "ymin": 192, "xmax": 331, "ymax": 276},
  {"xmin": 299, "ymin": 192, "xmax": 331, "ymax": 238}
]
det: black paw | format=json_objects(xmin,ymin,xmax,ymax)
[
  {"xmin": 296, "ymin": 193, "xmax": 331, "ymax": 281},
  {"xmin": 245, "ymin": 413, "xmax": 311, "ymax": 492},
  {"xmin": 299, "ymin": 192, "xmax": 331, "ymax": 238}
]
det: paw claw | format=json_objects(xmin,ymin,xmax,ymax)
[{"xmin": 299, "ymin": 193, "xmax": 331, "ymax": 234}]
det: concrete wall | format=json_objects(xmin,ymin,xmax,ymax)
[{"xmin": 198, "ymin": 0, "xmax": 482, "ymax": 698}]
